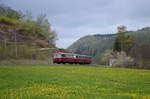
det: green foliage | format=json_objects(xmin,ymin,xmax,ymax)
[
  {"xmin": 0, "ymin": 16, "xmax": 22, "ymax": 25},
  {"xmin": 5, "ymin": 11, "xmax": 21, "ymax": 19},
  {"xmin": 0, "ymin": 66, "xmax": 150, "ymax": 99},
  {"xmin": 113, "ymin": 32, "xmax": 135, "ymax": 54},
  {"xmin": 113, "ymin": 37, "xmax": 121, "ymax": 52},
  {"xmin": 35, "ymin": 14, "xmax": 57, "ymax": 45},
  {"xmin": 68, "ymin": 34, "xmax": 116, "ymax": 56}
]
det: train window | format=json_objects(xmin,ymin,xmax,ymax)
[
  {"xmin": 58, "ymin": 55, "xmax": 61, "ymax": 58},
  {"xmin": 61, "ymin": 54, "xmax": 66, "ymax": 57}
]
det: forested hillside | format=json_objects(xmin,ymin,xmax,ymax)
[
  {"xmin": 68, "ymin": 34, "xmax": 116, "ymax": 56},
  {"xmin": 0, "ymin": 4, "xmax": 57, "ymax": 62},
  {"xmin": 68, "ymin": 27, "xmax": 150, "ymax": 57}
]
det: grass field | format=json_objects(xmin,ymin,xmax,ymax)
[{"xmin": 0, "ymin": 65, "xmax": 150, "ymax": 99}]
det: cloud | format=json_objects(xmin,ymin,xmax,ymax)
[{"xmin": 1, "ymin": 0, "xmax": 150, "ymax": 48}]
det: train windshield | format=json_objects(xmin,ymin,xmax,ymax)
[
  {"xmin": 61, "ymin": 54, "xmax": 66, "ymax": 57},
  {"xmin": 54, "ymin": 54, "xmax": 61, "ymax": 58}
]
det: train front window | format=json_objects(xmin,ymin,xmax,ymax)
[
  {"xmin": 61, "ymin": 54, "xmax": 66, "ymax": 57},
  {"xmin": 54, "ymin": 54, "xmax": 61, "ymax": 58},
  {"xmin": 53, "ymin": 55, "xmax": 58, "ymax": 58}
]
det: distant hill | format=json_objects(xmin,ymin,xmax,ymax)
[
  {"xmin": 67, "ymin": 27, "xmax": 150, "ymax": 57},
  {"xmin": 67, "ymin": 34, "xmax": 116, "ymax": 56}
]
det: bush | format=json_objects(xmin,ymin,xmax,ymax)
[{"xmin": 110, "ymin": 55, "xmax": 134, "ymax": 68}]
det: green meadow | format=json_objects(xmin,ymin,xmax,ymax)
[{"xmin": 0, "ymin": 65, "xmax": 150, "ymax": 99}]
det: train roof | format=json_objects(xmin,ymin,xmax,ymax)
[{"xmin": 53, "ymin": 52, "xmax": 91, "ymax": 57}]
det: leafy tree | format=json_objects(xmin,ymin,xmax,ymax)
[
  {"xmin": 35, "ymin": 14, "xmax": 57, "ymax": 45},
  {"xmin": 113, "ymin": 26, "xmax": 135, "ymax": 54},
  {"xmin": 39, "ymin": 14, "xmax": 56, "ymax": 44},
  {"xmin": 123, "ymin": 35, "xmax": 135, "ymax": 54},
  {"xmin": 113, "ymin": 35, "xmax": 122, "ymax": 52},
  {"xmin": 22, "ymin": 13, "xmax": 57, "ymax": 46}
]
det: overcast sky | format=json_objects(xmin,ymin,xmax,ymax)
[{"xmin": 1, "ymin": 0, "xmax": 150, "ymax": 48}]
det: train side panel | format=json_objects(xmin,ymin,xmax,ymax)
[{"xmin": 53, "ymin": 52, "xmax": 92, "ymax": 64}]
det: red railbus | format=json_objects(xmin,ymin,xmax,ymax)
[{"xmin": 52, "ymin": 52, "xmax": 92, "ymax": 64}]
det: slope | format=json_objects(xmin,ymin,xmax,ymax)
[{"xmin": 67, "ymin": 27, "xmax": 150, "ymax": 57}]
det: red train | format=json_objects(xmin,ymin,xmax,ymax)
[{"xmin": 53, "ymin": 52, "xmax": 92, "ymax": 64}]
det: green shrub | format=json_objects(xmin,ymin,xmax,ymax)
[{"xmin": 0, "ymin": 16, "xmax": 22, "ymax": 25}]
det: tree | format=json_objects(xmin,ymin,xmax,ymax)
[
  {"xmin": 130, "ymin": 43, "xmax": 150, "ymax": 69},
  {"xmin": 113, "ymin": 26, "xmax": 135, "ymax": 54},
  {"xmin": 123, "ymin": 35, "xmax": 135, "ymax": 54},
  {"xmin": 22, "ymin": 13, "xmax": 57, "ymax": 46},
  {"xmin": 36, "ymin": 14, "xmax": 57, "ymax": 45},
  {"xmin": 117, "ymin": 25, "xmax": 127, "ymax": 33},
  {"xmin": 113, "ymin": 36, "xmax": 121, "ymax": 52}
]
